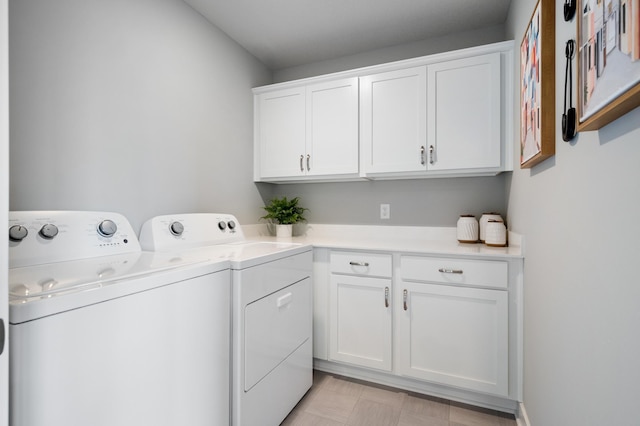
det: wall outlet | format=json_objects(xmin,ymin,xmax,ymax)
[{"xmin": 380, "ymin": 204, "xmax": 390, "ymax": 219}]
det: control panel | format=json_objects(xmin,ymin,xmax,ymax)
[
  {"xmin": 8, "ymin": 211, "xmax": 142, "ymax": 268},
  {"xmin": 139, "ymin": 213, "xmax": 245, "ymax": 252}
]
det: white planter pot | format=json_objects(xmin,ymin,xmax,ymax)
[{"xmin": 275, "ymin": 224, "xmax": 293, "ymax": 238}]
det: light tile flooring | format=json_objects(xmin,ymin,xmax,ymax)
[{"xmin": 281, "ymin": 371, "xmax": 516, "ymax": 426}]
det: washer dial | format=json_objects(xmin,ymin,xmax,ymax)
[
  {"xmin": 97, "ymin": 219, "xmax": 118, "ymax": 238},
  {"xmin": 9, "ymin": 225, "xmax": 28, "ymax": 242},
  {"xmin": 169, "ymin": 221, "xmax": 184, "ymax": 236},
  {"xmin": 39, "ymin": 224, "xmax": 59, "ymax": 239}
]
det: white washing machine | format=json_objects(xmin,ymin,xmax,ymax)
[
  {"xmin": 139, "ymin": 213, "xmax": 313, "ymax": 426},
  {"xmin": 8, "ymin": 211, "xmax": 231, "ymax": 426}
]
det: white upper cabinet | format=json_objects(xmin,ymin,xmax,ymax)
[
  {"xmin": 360, "ymin": 67, "xmax": 427, "ymax": 174},
  {"xmin": 427, "ymin": 52, "xmax": 502, "ymax": 173},
  {"xmin": 256, "ymin": 87, "xmax": 306, "ymax": 179},
  {"xmin": 306, "ymin": 78, "xmax": 359, "ymax": 177},
  {"xmin": 254, "ymin": 41, "xmax": 514, "ymax": 183},
  {"xmin": 254, "ymin": 78, "xmax": 359, "ymax": 182}
]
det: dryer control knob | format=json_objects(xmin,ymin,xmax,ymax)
[
  {"xmin": 218, "ymin": 221, "xmax": 227, "ymax": 231},
  {"xmin": 97, "ymin": 219, "xmax": 118, "ymax": 238},
  {"xmin": 169, "ymin": 221, "xmax": 184, "ymax": 236},
  {"xmin": 9, "ymin": 225, "xmax": 28, "ymax": 242},
  {"xmin": 39, "ymin": 224, "xmax": 59, "ymax": 239},
  {"xmin": 227, "ymin": 220, "xmax": 236, "ymax": 230}
]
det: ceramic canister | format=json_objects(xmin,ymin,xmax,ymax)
[
  {"xmin": 485, "ymin": 219, "xmax": 507, "ymax": 247},
  {"xmin": 457, "ymin": 215, "xmax": 479, "ymax": 243},
  {"xmin": 479, "ymin": 212, "xmax": 503, "ymax": 242}
]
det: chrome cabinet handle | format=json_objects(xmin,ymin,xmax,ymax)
[
  {"xmin": 349, "ymin": 261, "xmax": 370, "ymax": 267},
  {"xmin": 306, "ymin": 154, "xmax": 311, "ymax": 171},
  {"xmin": 384, "ymin": 287, "xmax": 389, "ymax": 308},
  {"xmin": 429, "ymin": 145, "xmax": 435, "ymax": 165},
  {"xmin": 438, "ymin": 268, "xmax": 463, "ymax": 274},
  {"xmin": 403, "ymin": 289, "xmax": 408, "ymax": 311},
  {"xmin": 299, "ymin": 155, "xmax": 304, "ymax": 172},
  {"xmin": 0, "ymin": 318, "xmax": 4, "ymax": 355},
  {"xmin": 420, "ymin": 146, "xmax": 426, "ymax": 165}
]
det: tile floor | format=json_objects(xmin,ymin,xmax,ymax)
[{"xmin": 281, "ymin": 371, "xmax": 516, "ymax": 426}]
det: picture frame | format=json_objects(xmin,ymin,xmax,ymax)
[
  {"xmin": 577, "ymin": 0, "xmax": 640, "ymax": 131},
  {"xmin": 520, "ymin": 0, "xmax": 555, "ymax": 169}
]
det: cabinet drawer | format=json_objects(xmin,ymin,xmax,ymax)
[
  {"xmin": 330, "ymin": 251, "xmax": 392, "ymax": 278},
  {"xmin": 401, "ymin": 256, "xmax": 507, "ymax": 289}
]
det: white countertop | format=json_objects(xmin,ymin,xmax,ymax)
[{"xmin": 242, "ymin": 224, "xmax": 524, "ymax": 259}]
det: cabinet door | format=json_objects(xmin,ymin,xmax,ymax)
[
  {"xmin": 329, "ymin": 274, "xmax": 392, "ymax": 371},
  {"xmin": 306, "ymin": 78, "xmax": 359, "ymax": 177},
  {"xmin": 360, "ymin": 67, "xmax": 427, "ymax": 174},
  {"xmin": 427, "ymin": 53, "xmax": 501, "ymax": 171},
  {"xmin": 256, "ymin": 87, "xmax": 305, "ymax": 179},
  {"xmin": 397, "ymin": 282, "xmax": 508, "ymax": 396}
]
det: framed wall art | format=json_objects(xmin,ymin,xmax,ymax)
[
  {"xmin": 577, "ymin": 0, "xmax": 640, "ymax": 131},
  {"xmin": 520, "ymin": 0, "xmax": 555, "ymax": 169}
]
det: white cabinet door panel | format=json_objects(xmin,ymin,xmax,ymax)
[
  {"xmin": 307, "ymin": 78, "xmax": 359, "ymax": 176},
  {"xmin": 398, "ymin": 282, "xmax": 508, "ymax": 396},
  {"xmin": 329, "ymin": 274, "xmax": 392, "ymax": 371},
  {"xmin": 360, "ymin": 67, "xmax": 427, "ymax": 174},
  {"xmin": 427, "ymin": 53, "xmax": 501, "ymax": 171},
  {"xmin": 257, "ymin": 88, "xmax": 305, "ymax": 178}
]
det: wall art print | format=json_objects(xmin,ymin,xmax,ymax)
[
  {"xmin": 520, "ymin": 0, "xmax": 555, "ymax": 169},
  {"xmin": 577, "ymin": 0, "xmax": 640, "ymax": 131}
]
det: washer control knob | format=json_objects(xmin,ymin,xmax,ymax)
[
  {"xmin": 169, "ymin": 221, "xmax": 184, "ymax": 236},
  {"xmin": 9, "ymin": 225, "xmax": 29, "ymax": 242},
  {"xmin": 218, "ymin": 221, "xmax": 227, "ymax": 231},
  {"xmin": 97, "ymin": 219, "xmax": 118, "ymax": 238},
  {"xmin": 227, "ymin": 220, "xmax": 236, "ymax": 230},
  {"xmin": 39, "ymin": 224, "xmax": 59, "ymax": 239}
]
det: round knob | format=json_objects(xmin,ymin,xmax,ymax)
[
  {"xmin": 169, "ymin": 221, "xmax": 184, "ymax": 236},
  {"xmin": 218, "ymin": 221, "xmax": 227, "ymax": 230},
  {"xmin": 97, "ymin": 219, "xmax": 117, "ymax": 238},
  {"xmin": 227, "ymin": 220, "xmax": 236, "ymax": 230},
  {"xmin": 39, "ymin": 224, "xmax": 59, "ymax": 239},
  {"xmin": 9, "ymin": 225, "xmax": 28, "ymax": 242}
]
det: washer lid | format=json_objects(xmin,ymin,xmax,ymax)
[{"xmin": 9, "ymin": 251, "xmax": 212, "ymax": 303}]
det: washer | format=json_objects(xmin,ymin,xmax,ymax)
[
  {"xmin": 139, "ymin": 213, "xmax": 313, "ymax": 426},
  {"xmin": 8, "ymin": 211, "xmax": 231, "ymax": 426}
]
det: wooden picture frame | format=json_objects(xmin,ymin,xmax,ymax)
[
  {"xmin": 520, "ymin": 0, "xmax": 555, "ymax": 169},
  {"xmin": 577, "ymin": 0, "xmax": 640, "ymax": 131}
]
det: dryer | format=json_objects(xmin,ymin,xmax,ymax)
[
  {"xmin": 139, "ymin": 213, "xmax": 313, "ymax": 426},
  {"xmin": 8, "ymin": 211, "xmax": 231, "ymax": 426}
]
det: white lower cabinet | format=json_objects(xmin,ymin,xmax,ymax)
[
  {"xmin": 329, "ymin": 251, "xmax": 392, "ymax": 371},
  {"xmin": 323, "ymin": 250, "xmax": 515, "ymax": 400},
  {"xmin": 396, "ymin": 281, "xmax": 508, "ymax": 396}
]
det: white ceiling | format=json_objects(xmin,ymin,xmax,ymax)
[{"xmin": 183, "ymin": 0, "xmax": 513, "ymax": 70}]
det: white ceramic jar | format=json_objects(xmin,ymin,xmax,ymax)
[
  {"xmin": 479, "ymin": 212, "xmax": 503, "ymax": 242},
  {"xmin": 484, "ymin": 219, "xmax": 507, "ymax": 247},
  {"xmin": 457, "ymin": 215, "xmax": 479, "ymax": 243}
]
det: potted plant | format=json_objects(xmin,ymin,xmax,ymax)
[{"xmin": 261, "ymin": 196, "xmax": 307, "ymax": 237}]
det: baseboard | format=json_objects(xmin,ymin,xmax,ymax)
[
  {"xmin": 314, "ymin": 359, "xmax": 519, "ymax": 414},
  {"xmin": 516, "ymin": 402, "xmax": 531, "ymax": 426}
]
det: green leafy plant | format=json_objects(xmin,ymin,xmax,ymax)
[{"xmin": 260, "ymin": 196, "xmax": 308, "ymax": 225}]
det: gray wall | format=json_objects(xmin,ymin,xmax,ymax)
[
  {"xmin": 506, "ymin": 1, "xmax": 640, "ymax": 425},
  {"xmin": 9, "ymin": 0, "xmax": 272, "ymax": 232},
  {"xmin": 273, "ymin": 24, "xmax": 505, "ymax": 82},
  {"xmin": 270, "ymin": 177, "xmax": 507, "ymax": 227}
]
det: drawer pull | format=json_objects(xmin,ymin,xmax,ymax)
[
  {"xmin": 403, "ymin": 289, "xmax": 408, "ymax": 311},
  {"xmin": 438, "ymin": 268, "xmax": 463, "ymax": 274},
  {"xmin": 349, "ymin": 261, "xmax": 370, "ymax": 267},
  {"xmin": 384, "ymin": 287, "xmax": 389, "ymax": 308}
]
